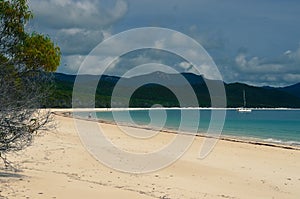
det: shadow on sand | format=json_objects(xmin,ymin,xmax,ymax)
[{"xmin": 0, "ymin": 171, "xmax": 24, "ymax": 178}]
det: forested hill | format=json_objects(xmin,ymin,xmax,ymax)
[{"xmin": 47, "ymin": 72, "xmax": 300, "ymax": 108}]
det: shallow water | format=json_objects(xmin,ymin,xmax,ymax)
[{"xmin": 90, "ymin": 109, "xmax": 300, "ymax": 146}]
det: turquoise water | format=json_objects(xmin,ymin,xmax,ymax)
[{"xmin": 94, "ymin": 109, "xmax": 300, "ymax": 146}]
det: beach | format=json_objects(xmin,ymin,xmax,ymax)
[{"xmin": 1, "ymin": 112, "xmax": 300, "ymax": 199}]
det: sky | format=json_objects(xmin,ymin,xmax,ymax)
[{"xmin": 27, "ymin": 0, "xmax": 300, "ymax": 86}]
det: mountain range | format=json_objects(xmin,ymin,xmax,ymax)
[{"xmin": 47, "ymin": 72, "xmax": 300, "ymax": 108}]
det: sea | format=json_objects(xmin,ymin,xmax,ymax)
[{"xmin": 86, "ymin": 109, "xmax": 300, "ymax": 146}]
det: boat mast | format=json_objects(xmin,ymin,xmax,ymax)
[{"xmin": 243, "ymin": 90, "xmax": 246, "ymax": 107}]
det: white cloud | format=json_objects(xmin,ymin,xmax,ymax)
[
  {"xmin": 60, "ymin": 28, "xmax": 83, "ymax": 35},
  {"xmin": 232, "ymin": 45, "xmax": 300, "ymax": 86},
  {"xmin": 235, "ymin": 53, "xmax": 247, "ymax": 68},
  {"xmin": 60, "ymin": 54, "xmax": 119, "ymax": 75},
  {"xmin": 60, "ymin": 55, "xmax": 86, "ymax": 74},
  {"xmin": 56, "ymin": 29, "xmax": 105, "ymax": 55},
  {"xmin": 286, "ymin": 46, "xmax": 300, "ymax": 62},
  {"xmin": 28, "ymin": 0, "xmax": 129, "ymax": 72},
  {"xmin": 28, "ymin": 0, "xmax": 128, "ymax": 56},
  {"xmin": 236, "ymin": 53, "xmax": 288, "ymax": 74},
  {"xmin": 283, "ymin": 74, "xmax": 300, "ymax": 83},
  {"xmin": 112, "ymin": 0, "xmax": 128, "ymax": 19},
  {"xmin": 178, "ymin": 62, "xmax": 192, "ymax": 70},
  {"xmin": 29, "ymin": 0, "xmax": 128, "ymax": 30},
  {"xmin": 154, "ymin": 39, "xmax": 165, "ymax": 49},
  {"xmin": 284, "ymin": 50, "xmax": 292, "ymax": 56}
]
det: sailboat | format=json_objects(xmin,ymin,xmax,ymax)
[{"xmin": 237, "ymin": 90, "xmax": 252, "ymax": 113}]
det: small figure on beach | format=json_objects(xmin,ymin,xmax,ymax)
[{"xmin": 88, "ymin": 112, "xmax": 92, "ymax": 119}]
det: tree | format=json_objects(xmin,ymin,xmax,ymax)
[{"xmin": 0, "ymin": 0, "xmax": 61, "ymax": 168}]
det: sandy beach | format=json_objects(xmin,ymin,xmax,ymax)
[{"xmin": 1, "ymin": 112, "xmax": 300, "ymax": 199}]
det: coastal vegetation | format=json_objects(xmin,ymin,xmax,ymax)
[
  {"xmin": 49, "ymin": 72, "xmax": 300, "ymax": 108},
  {"xmin": 0, "ymin": 0, "xmax": 60, "ymax": 167}
]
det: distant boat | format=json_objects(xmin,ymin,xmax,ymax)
[{"xmin": 237, "ymin": 90, "xmax": 252, "ymax": 113}]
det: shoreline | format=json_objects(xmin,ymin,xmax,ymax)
[
  {"xmin": 50, "ymin": 107, "xmax": 300, "ymax": 112},
  {"xmin": 2, "ymin": 112, "xmax": 300, "ymax": 198},
  {"xmin": 53, "ymin": 111, "xmax": 300, "ymax": 151}
]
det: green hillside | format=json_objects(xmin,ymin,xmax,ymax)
[{"xmin": 46, "ymin": 72, "xmax": 300, "ymax": 108}]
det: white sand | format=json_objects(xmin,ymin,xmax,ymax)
[{"xmin": 1, "ymin": 114, "xmax": 300, "ymax": 199}]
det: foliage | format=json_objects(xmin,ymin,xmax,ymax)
[
  {"xmin": 18, "ymin": 33, "xmax": 61, "ymax": 72},
  {"xmin": 49, "ymin": 73, "xmax": 300, "ymax": 109},
  {"xmin": 0, "ymin": 0, "xmax": 61, "ymax": 168}
]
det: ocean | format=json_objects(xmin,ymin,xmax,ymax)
[{"xmin": 90, "ymin": 109, "xmax": 300, "ymax": 146}]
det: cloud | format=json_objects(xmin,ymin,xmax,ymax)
[
  {"xmin": 283, "ymin": 74, "xmax": 300, "ymax": 83},
  {"xmin": 61, "ymin": 28, "xmax": 223, "ymax": 80},
  {"xmin": 59, "ymin": 54, "xmax": 119, "ymax": 75},
  {"xmin": 28, "ymin": 0, "xmax": 128, "ymax": 57},
  {"xmin": 29, "ymin": 0, "xmax": 128, "ymax": 30},
  {"xmin": 235, "ymin": 54, "xmax": 285, "ymax": 74},
  {"xmin": 231, "ymin": 45, "xmax": 300, "ymax": 86},
  {"xmin": 60, "ymin": 55, "xmax": 86, "ymax": 74},
  {"xmin": 28, "ymin": 0, "xmax": 300, "ymax": 87},
  {"xmin": 187, "ymin": 25, "xmax": 227, "ymax": 51},
  {"xmin": 105, "ymin": 51, "xmax": 165, "ymax": 76},
  {"xmin": 178, "ymin": 62, "xmax": 192, "ymax": 70},
  {"xmin": 56, "ymin": 29, "xmax": 106, "ymax": 55},
  {"xmin": 285, "ymin": 46, "xmax": 300, "ymax": 62}
]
